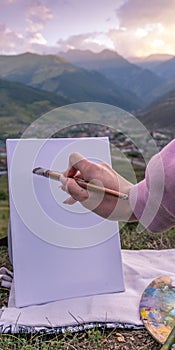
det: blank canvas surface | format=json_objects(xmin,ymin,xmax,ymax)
[{"xmin": 6, "ymin": 137, "xmax": 124, "ymax": 307}]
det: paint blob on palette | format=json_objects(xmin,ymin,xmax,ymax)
[{"xmin": 139, "ymin": 276, "xmax": 175, "ymax": 344}]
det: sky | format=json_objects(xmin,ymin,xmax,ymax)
[{"xmin": 1, "ymin": 0, "xmax": 175, "ymax": 58}]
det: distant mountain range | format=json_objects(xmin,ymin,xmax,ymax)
[
  {"xmin": 131, "ymin": 54, "xmax": 175, "ymax": 102},
  {"xmin": 130, "ymin": 54, "xmax": 174, "ymax": 71},
  {"xmin": 59, "ymin": 49, "xmax": 164, "ymax": 104},
  {"xmin": 132, "ymin": 53, "xmax": 175, "ymax": 82},
  {"xmin": 1, "ymin": 50, "xmax": 175, "ymax": 108},
  {"xmin": 0, "ymin": 49, "xmax": 175, "ymax": 135},
  {"xmin": 0, "ymin": 52, "xmax": 142, "ymax": 112},
  {"xmin": 152, "ymin": 56, "xmax": 175, "ymax": 81}
]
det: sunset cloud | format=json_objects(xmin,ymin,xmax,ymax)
[
  {"xmin": 111, "ymin": 0, "xmax": 175, "ymax": 56},
  {"xmin": 117, "ymin": 0, "xmax": 175, "ymax": 27},
  {"xmin": 107, "ymin": 23, "xmax": 175, "ymax": 57},
  {"xmin": 0, "ymin": 0, "xmax": 175, "ymax": 57}
]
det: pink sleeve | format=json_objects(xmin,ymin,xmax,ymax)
[{"xmin": 129, "ymin": 139, "xmax": 175, "ymax": 233}]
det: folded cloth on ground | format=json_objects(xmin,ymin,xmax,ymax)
[
  {"xmin": 0, "ymin": 249, "xmax": 175, "ymax": 334},
  {"xmin": 0, "ymin": 267, "xmax": 13, "ymax": 289}
]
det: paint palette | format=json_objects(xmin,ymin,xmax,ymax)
[{"xmin": 139, "ymin": 276, "xmax": 175, "ymax": 344}]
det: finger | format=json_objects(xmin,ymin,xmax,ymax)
[
  {"xmin": 60, "ymin": 176, "xmax": 83, "ymax": 195},
  {"xmin": 60, "ymin": 176, "xmax": 85, "ymax": 199},
  {"xmin": 62, "ymin": 152, "xmax": 84, "ymax": 178},
  {"xmin": 61, "ymin": 177, "xmax": 89, "ymax": 202},
  {"xmin": 59, "ymin": 174, "xmax": 67, "ymax": 186},
  {"xmin": 66, "ymin": 152, "xmax": 97, "ymax": 181},
  {"xmin": 68, "ymin": 178, "xmax": 89, "ymax": 202},
  {"xmin": 63, "ymin": 197, "xmax": 77, "ymax": 205}
]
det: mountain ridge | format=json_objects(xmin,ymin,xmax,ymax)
[
  {"xmin": 0, "ymin": 52, "xmax": 142, "ymax": 112},
  {"xmin": 59, "ymin": 49, "xmax": 164, "ymax": 104}
]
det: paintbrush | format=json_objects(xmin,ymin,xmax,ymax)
[{"xmin": 32, "ymin": 167, "xmax": 129, "ymax": 200}]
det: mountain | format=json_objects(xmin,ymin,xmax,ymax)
[
  {"xmin": 136, "ymin": 56, "xmax": 175, "ymax": 102},
  {"xmin": 129, "ymin": 54, "xmax": 175, "ymax": 103},
  {"xmin": 132, "ymin": 54, "xmax": 175, "ymax": 82},
  {"xmin": 59, "ymin": 49, "xmax": 164, "ymax": 103},
  {"xmin": 151, "ymin": 56, "xmax": 175, "ymax": 81},
  {"xmin": 0, "ymin": 52, "xmax": 75, "ymax": 84},
  {"xmin": 0, "ymin": 78, "xmax": 70, "ymax": 138},
  {"xmin": 129, "ymin": 54, "xmax": 174, "ymax": 71},
  {"xmin": 0, "ymin": 52, "xmax": 142, "ymax": 112},
  {"xmin": 137, "ymin": 88, "xmax": 175, "ymax": 130}
]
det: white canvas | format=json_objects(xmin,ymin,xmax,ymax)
[{"xmin": 6, "ymin": 137, "xmax": 124, "ymax": 307}]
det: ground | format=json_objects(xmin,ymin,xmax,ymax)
[{"xmin": 1, "ymin": 226, "xmax": 174, "ymax": 350}]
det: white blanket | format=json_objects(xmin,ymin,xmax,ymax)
[{"xmin": 0, "ymin": 249, "xmax": 175, "ymax": 333}]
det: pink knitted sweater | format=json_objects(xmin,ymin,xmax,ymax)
[{"xmin": 129, "ymin": 139, "xmax": 175, "ymax": 233}]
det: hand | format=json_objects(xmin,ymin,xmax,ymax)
[{"xmin": 61, "ymin": 152, "xmax": 136, "ymax": 222}]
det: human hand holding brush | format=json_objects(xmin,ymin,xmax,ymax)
[{"xmin": 60, "ymin": 152, "xmax": 136, "ymax": 221}]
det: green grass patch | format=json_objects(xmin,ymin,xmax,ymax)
[
  {"xmin": 0, "ymin": 321, "xmax": 160, "ymax": 349},
  {"xmin": 0, "ymin": 175, "xmax": 9, "ymax": 238},
  {"xmin": 120, "ymin": 223, "xmax": 175, "ymax": 250}
]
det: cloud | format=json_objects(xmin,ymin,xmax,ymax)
[
  {"xmin": 55, "ymin": 0, "xmax": 175, "ymax": 57},
  {"xmin": 107, "ymin": 23, "xmax": 175, "ymax": 57},
  {"xmin": 0, "ymin": 23, "xmax": 24, "ymax": 54},
  {"xmin": 29, "ymin": 32, "xmax": 47, "ymax": 45},
  {"xmin": 57, "ymin": 32, "xmax": 115, "ymax": 52},
  {"xmin": 117, "ymin": 0, "xmax": 175, "ymax": 27},
  {"xmin": 28, "ymin": 2, "xmax": 53, "ymax": 22},
  {"xmin": 1, "ymin": 0, "xmax": 175, "ymax": 57},
  {"xmin": 26, "ymin": 1, "xmax": 53, "ymax": 34},
  {"xmin": 26, "ymin": 20, "xmax": 44, "ymax": 34},
  {"xmin": 0, "ymin": 0, "xmax": 51, "ymax": 54},
  {"xmin": 24, "ymin": 1, "xmax": 53, "ymax": 49},
  {"xmin": 0, "ymin": 21, "xmax": 50, "ymax": 54},
  {"xmin": 106, "ymin": 0, "xmax": 175, "ymax": 57}
]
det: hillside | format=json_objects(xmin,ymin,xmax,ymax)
[
  {"xmin": 0, "ymin": 52, "xmax": 142, "ymax": 112},
  {"xmin": 137, "ymin": 88, "xmax": 175, "ymax": 130},
  {"xmin": 37, "ymin": 69, "xmax": 142, "ymax": 111},
  {"xmin": 0, "ymin": 79, "xmax": 70, "ymax": 139},
  {"xmin": 59, "ymin": 49, "xmax": 164, "ymax": 103},
  {"xmin": 0, "ymin": 52, "xmax": 75, "ymax": 84}
]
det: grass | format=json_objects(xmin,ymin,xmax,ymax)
[
  {"xmin": 120, "ymin": 222, "xmax": 175, "ymax": 250},
  {"xmin": 0, "ymin": 175, "xmax": 9, "ymax": 239},
  {"xmin": 0, "ymin": 327, "xmax": 160, "ymax": 349}
]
